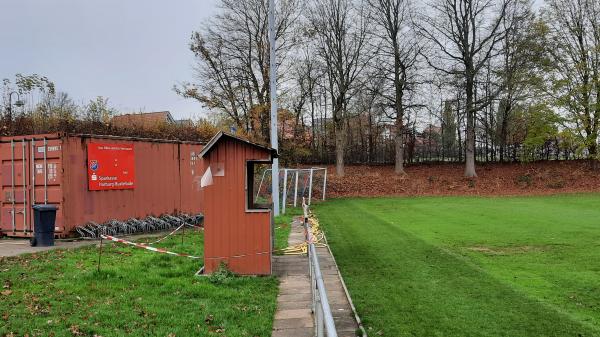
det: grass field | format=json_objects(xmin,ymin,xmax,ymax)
[
  {"xmin": 314, "ymin": 194, "xmax": 600, "ymax": 337},
  {"xmin": 0, "ymin": 222, "xmax": 291, "ymax": 337}
]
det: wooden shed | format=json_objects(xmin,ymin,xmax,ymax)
[{"xmin": 199, "ymin": 131, "xmax": 277, "ymax": 275}]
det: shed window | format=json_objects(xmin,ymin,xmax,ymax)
[{"xmin": 247, "ymin": 161, "xmax": 271, "ymax": 210}]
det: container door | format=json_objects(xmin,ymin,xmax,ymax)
[
  {"xmin": 31, "ymin": 138, "xmax": 63, "ymax": 234},
  {"xmin": 0, "ymin": 137, "xmax": 63, "ymax": 236},
  {"xmin": 0, "ymin": 140, "xmax": 31, "ymax": 234}
]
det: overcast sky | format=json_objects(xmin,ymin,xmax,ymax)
[
  {"xmin": 0, "ymin": 0, "xmax": 218, "ymax": 120},
  {"xmin": 1, "ymin": 0, "xmax": 546, "ymax": 121}
]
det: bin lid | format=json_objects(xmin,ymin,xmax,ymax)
[{"xmin": 32, "ymin": 204, "xmax": 58, "ymax": 211}]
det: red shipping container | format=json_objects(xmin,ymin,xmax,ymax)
[{"xmin": 0, "ymin": 133, "xmax": 204, "ymax": 238}]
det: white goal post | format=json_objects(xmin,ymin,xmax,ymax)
[{"xmin": 256, "ymin": 167, "xmax": 328, "ymax": 214}]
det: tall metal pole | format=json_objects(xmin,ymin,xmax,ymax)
[{"xmin": 269, "ymin": 0, "xmax": 280, "ymax": 216}]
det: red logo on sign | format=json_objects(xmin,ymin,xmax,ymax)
[{"xmin": 87, "ymin": 143, "xmax": 135, "ymax": 191}]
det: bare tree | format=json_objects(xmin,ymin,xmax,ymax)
[
  {"xmin": 420, "ymin": 0, "xmax": 512, "ymax": 177},
  {"xmin": 176, "ymin": 0, "xmax": 300, "ymax": 141},
  {"xmin": 545, "ymin": 0, "xmax": 600, "ymax": 159},
  {"xmin": 309, "ymin": 0, "xmax": 369, "ymax": 176},
  {"xmin": 497, "ymin": 0, "xmax": 547, "ymax": 162},
  {"xmin": 366, "ymin": 0, "xmax": 421, "ymax": 174}
]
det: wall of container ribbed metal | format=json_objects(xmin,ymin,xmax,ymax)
[{"xmin": 0, "ymin": 133, "xmax": 204, "ymax": 237}]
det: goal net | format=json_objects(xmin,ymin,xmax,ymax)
[{"xmin": 254, "ymin": 167, "xmax": 328, "ymax": 214}]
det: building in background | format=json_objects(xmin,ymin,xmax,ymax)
[{"xmin": 111, "ymin": 111, "xmax": 176, "ymax": 130}]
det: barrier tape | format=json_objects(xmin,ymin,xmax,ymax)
[
  {"xmin": 100, "ymin": 234, "xmax": 202, "ymax": 259},
  {"xmin": 101, "ymin": 215, "xmax": 321, "ymax": 259},
  {"xmin": 204, "ymin": 251, "xmax": 271, "ymax": 260},
  {"xmin": 146, "ymin": 223, "xmax": 203, "ymax": 245}
]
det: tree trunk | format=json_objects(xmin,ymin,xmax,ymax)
[
  {"xmin": 589, "ymin": 141, "xmax": 597, "ymax": 159},
  {"xmin": 368, "ymin": 121, "xmax": 374, "ymax": 164},
  {"xmin": 391, "ymin": 38, "xmax": 407, "ymax": 173},
  {"xmin": 310, "ymin": 92, "xmax": 316, "ymax": 151},
  {"xmin": 394, "ymin": 132, "xmax": 405, "ymax": 174},
  {"xmin": 499, "ymin": 103, "xmax": 510, "ymax": 163},
  {"xmin": 335, "ymin": 121, "xmax": 345, "ymax": 176},
  {"xmin": 464, "ymin": 77, "xmax": 477, "ymax": 177}
]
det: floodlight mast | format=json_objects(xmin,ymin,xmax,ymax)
[{"xmin": 269, "ymin": 0, "xmax": 280, "ymax": 216}]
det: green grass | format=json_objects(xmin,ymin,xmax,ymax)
[
  {"xmin": 0, "ymin": 229, "xmax": 281, "ymax": 337},
  {"xmin": 273, "ymin": 207, "xmax": 302, "ymax": 253},
  {"xmin": 314, "ymin": 194, "xmax": 600, "ymax": 337}
]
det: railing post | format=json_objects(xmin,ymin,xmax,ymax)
[
  {"xmin": 316, "ymin": 295, "xmax": 324, "ymax": 337},
  {"xmin": 311, "ymin": 256, "xmax": 316, "ymax": 313}
]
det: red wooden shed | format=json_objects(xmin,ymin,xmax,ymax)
[{"xmin": 200, "ymin": 131, "xmax": 277, "ymax": 275}]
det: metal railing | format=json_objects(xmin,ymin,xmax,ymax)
[{"xmin": 303, "ymin": 199, "xmax": 338, "ymax": 337}]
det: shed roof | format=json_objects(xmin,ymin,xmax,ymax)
[{"xmin": 199, "ymin": 131, "xmax": 278, "ymax": 158}]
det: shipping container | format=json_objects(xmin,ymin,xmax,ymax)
[{"xmin": 0, "ymin": 133, "xmax": 204, "ymax": 238}]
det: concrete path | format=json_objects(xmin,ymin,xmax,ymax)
[
  {"xmin": 0, "ymin": 231, "xmax": 185, "ymax": 258},
  {"xmin": 0, "ymin": 239, "xmax": 95, "ymax": 257},
  {"xmin": 272, "ymin": 218, "xmax": 360, "ymax": 337},
  {"xmin": 272, "ymin": 220, "xmax": 313, "ymax": 337}
]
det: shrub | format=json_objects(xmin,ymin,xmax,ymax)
[{"xmin": 208, "ymin": 262, "xmax": 236, "ymax": 284}]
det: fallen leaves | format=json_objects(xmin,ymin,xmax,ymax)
[
  {"xmin": 325, "ymin": 161, "xmax": 600, "ymax": 198},
  {"xmin": 1, "ymin": 289, "xmax": 12, "ymax": 296},
  {"xmin": 203, "ymin": 314, "xmax": 225, "ymax": 334},
  {"xmin": 24, "ymin": 293, "xmax": 51, "ymax": 316},
  {"xmin": 69, "ymin": 324, "xmax": 84, "ymax": 336}
]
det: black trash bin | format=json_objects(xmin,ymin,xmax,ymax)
[{"xmin": 30, "ymin": 204, "xmax": 58, "ymax": 247}]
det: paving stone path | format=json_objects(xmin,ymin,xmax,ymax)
[{"xmin": 272, "ymin": 218, "xmax": 360, "ymax": 337}]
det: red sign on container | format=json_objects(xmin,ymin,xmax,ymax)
[{"xmin": 87, "ymin": 143, "xmax": 135, "ymax": 191}]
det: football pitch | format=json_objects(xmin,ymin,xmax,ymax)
[{"xmin": 315, "ymin": 194, "xmax": 600, "ymax": 336}]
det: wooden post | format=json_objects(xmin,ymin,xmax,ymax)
[
  {"xmin": 182, "ymin": 223, "xmax": 185, "ymax": 245},
  {"xmin": 97, "ymin": 237, "xmax": 104, "ymax": 272}
]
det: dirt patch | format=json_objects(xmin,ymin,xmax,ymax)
[
  {"xmin": 467, "ymin": 245, "xmax": 553, "ymax": 255},
  {"xmin": 323, "ymin": 161, "xmax": 600, "ymax": 198}
]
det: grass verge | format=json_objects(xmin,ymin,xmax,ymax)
[
  {"xmin": 0, "ymin": 229, "xmax": 278, "ymax": 337},
  {"xmin": 315, "ymin": 194, "xmax": 600, "ymax": 337},
  {"xmin": 273, "ymin": 207, "xmax": 302, "ymax": 254}
]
